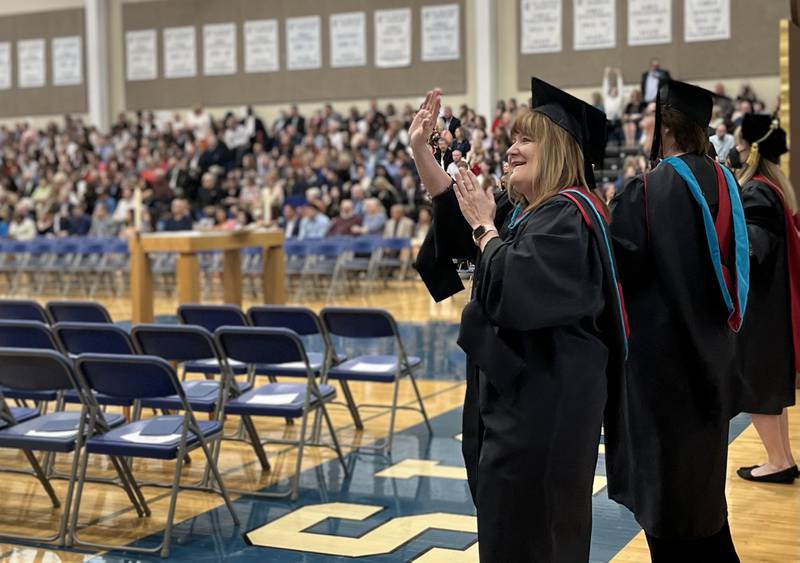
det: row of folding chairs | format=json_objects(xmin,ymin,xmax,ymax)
[
  {"xmin": 285, "ymin": 236, "xmax": 413, "ymax": 301},
  {"xmin": 0, "ymin": 238, "xmax": 130, "ymax": 297}
]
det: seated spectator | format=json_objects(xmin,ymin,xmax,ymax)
[
  {"xmin": 452, "ymin": 126, "xmax": 471, "ymax": 155},
  {"xmin": 298, "ymin": 202, "xmax": 330, "ymax": 239},
  {"xmin": 36, "ymin": 208, "xmax": 56, "ymax": 237},
  {"xmin": 383, "ymin": 204, "xmax": 415, "ymax": 238},
  {"xmin": 713, "ymin": 83, "xmax": 735, "ymax": 120},
  {"xmin": 88, "ymin": 202, "xmax": 118, "ymax": 238},
  {"xmin": 434, "ymin": 135, "xmax": 453, "ymax": 171},
  {"xmin": 198, "ymin": 134, "xmax": 233, "ymax": 174},
  {"xmin": 281, "ymin": 204, "xmax": 300, "ymax": 238},
  {"xmin": 63, "ymin": 204, "xmax": 92, "ymax": 237},
  {"xmin": 622, "ymin": 89, "xmax": 645, "ymax": 147},
  {"xmin": 412, "ymin": 207, "xmax": 432, "ymax": 254},
  {"xmin": 9, "ymin": 205, "xmax": 36, "ymax": 241},
  {"xmin": 197, "ymin": 172, "xmax": 223, "ymax": 209},
  {"xmin": 327, "ymin": 200, "xmax": 362, "ymax": 236},
  {"xmin": 162, "ymin": 198, "xmax": 194, "ymax": 231},
  {"xmin": 212, "ymin": 206, "xmax": 238, "ymax": 231},
  {"xmin": 709, "ymin": 124, "xmax": 735, "ymax": 163},
  {"xmin": 446, "ymin": 150, "xmax": 466, "ymax": 178},
  {"xmin": 352, "ymin": 198, "xmax": 387, "ymax": 235}
]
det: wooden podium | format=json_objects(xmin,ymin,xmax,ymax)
[{"xmin": 128, "ymin": 229, "xmax": 286, "ymax": 324}]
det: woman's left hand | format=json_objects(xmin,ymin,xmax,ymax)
[{"xmin": 453, "ymin": 170, "xmax": 495, "ymax": 229}]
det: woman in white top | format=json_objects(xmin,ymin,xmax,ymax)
[{"xmin": 603, "ymin": 67, "xmax": 625, "ymax": 144}]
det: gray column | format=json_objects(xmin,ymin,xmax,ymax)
[
  {"xmin": 85, "ymin": 0, "xmax": 110, "ymax": 131},
  {"xmin": 473, "ymin": 0, "xmax": 497, "ymax": 123}
]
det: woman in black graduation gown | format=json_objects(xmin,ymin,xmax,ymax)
[
  {"xmin": 413, "ymin": 80, "xmax": 629, "ymax": 562},
  {"xmin": 734, "ymin": 113, "xmax": 799, "ymax": 484},
  {"xmin": 609, "ymin": 79, "xmax": 749, "ymax": 562}
]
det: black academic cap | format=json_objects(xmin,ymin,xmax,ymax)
[
  {"xmin": 740, "ymin": 113, "xmax": 787, "ymax": 164},
  {"xmin": 650, "ymin": 79, "xmax": 714, "ymax": 164},
  {"xmin": 531, "ymin": 77, "xmax": 607, "ymax": 189}
]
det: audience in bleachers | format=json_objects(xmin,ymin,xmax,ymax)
[{"xmin": 0, "ymin": 81, "xmax": 775, "ymax": 244}]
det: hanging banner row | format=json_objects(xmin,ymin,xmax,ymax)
[
  {"xmin": 126, "ymin": 5, "xmax": 460, "ymax": 82},
  {"xmin": 0, "ymin": 36, "xmax": 82, "ymax": 90},
  {"xmin": 520, "ymin": 0, "xmax": 730, "ymax": 54}
]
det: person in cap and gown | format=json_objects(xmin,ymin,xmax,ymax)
[
  {"xmin": 733, "ymin": 113, "xmax": 799, "ymax": 484},
  {"xmin": 609, "ymin": 79, "xmax": 749, "ymax": 561},
  {"xmin": 412, "ymin": 80, "xmax": 629, "ymax": 562}
]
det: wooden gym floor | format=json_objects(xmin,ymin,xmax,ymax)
[{"xmin": 0, "ymin": 281, "xmax": 796, "ymax": 561}]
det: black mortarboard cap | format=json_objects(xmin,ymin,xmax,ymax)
[
  {"xmin": 531, "ymin": 77, "xmax": 607, "ymax": 189},
  {"xmin": 740, "ymin": 113, "xmax": 787, "ymax": 164},
  {"xmin": 650, "ymin": 79, "xmax": 714, "ymax": 164}
]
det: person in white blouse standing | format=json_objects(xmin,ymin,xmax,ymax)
[{"xmin": 603, "ymin": 67, "xmax": 625, "ymax": 145}]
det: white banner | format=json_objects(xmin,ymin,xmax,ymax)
[
  {"xmin": 520, "ymin": 0, "xmax": 562, "ymax": 54},
  {"xmin": 421, "ymin": 4, "xmax": 459, "ymax": 61},
  {"xmin": 203, "ymin": 23, "xmax": 236, "ymax": 75},
  {"xmin": 125, "ymin": 29, "xmax": 157, "ymax": 81},
  {"xmin": 574, "ymin": 0, "xmax": 615, "ymax": 51},
  {"xmin": 685, "ymin": 0, "xmax": 730, "ymax": 42},
  {"xmin": 0, "ymin": 43, "xmax": 11, "ymax": 90},
  {"xmin": 628, "ymin": 0, "xmax": 671, "ymax": 46},
  {"xmin": 330, "ymin": 12, "xmax": 366, "ymax": 68},
  {"xmin": 286, "ymin": 16, "xmax": 322, "ymax": 71},
  {"xmin": 163, "ymin": 26, "xmax": 196, "ymax": 79},
  {"xmin": 17, "ymin": 38, "xmax": 45, "ymax": 88},
  {"xmin": 375, "ymin": 8, "xmax": 412, "ymax": 68},
  {"xmin": 52, "ymin": 36, "xmax": 82, "ymax": 86},
  {"xmin": 244, "ymin": 19, "xmax": 279, "ymax": 73}
]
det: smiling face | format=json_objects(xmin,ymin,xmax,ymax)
[{"xmin": 506, "ymin": 135, "xmax": 539, "ymax": 201}]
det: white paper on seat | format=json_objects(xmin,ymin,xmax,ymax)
[
  {"xmin": 120, "ymin": 431, "xmax": 182, "ymax": 444},
  {"xmin": 349, "ymin": 362, "xmax": 395, "ymax": 373},
  {"xmin": 25, "ymin": 429, "xmax": 77, "ymax": 438},
  {"xmin": 275, "ymin": 361, "xmax": 306, "ymax": 369},
  {"xmin": 247, "ymin": 393, "xmax": 298, "ymax": 405}
]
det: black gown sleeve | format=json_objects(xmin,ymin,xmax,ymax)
[
  {"xmin": 475, "ymin": 199, "xmax": 604, "ymax": 332},
  {"xmin": 415, "ymin": 187, "xmax": 513, "ymax": 302},
  {"xmin": 609, "ymin": 175, "xmax": 650, "ymax": 288},
  {"xmin": 741, "ymin": 180, "xmax": 785, "ymax": 265}
]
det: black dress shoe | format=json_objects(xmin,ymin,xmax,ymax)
[{"xmin": 737, "ymin": 465, "xmax": 797, "ymax": 484}]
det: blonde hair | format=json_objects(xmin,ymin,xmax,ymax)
[
  {"xmin": 509, "ymin": 109, "xmax": 588, "ymax": 210},
  {"xmin": 735, "ymin": 127, "xmax": 797, "ymax": 213}
]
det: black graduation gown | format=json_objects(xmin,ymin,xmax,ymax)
[
  {"xmin": 738, "ymin": 179, "xmax": 796, "ymax": 414},
  {"xmin": 608, "ymin": 154, "xmax": 739, "ymax": 540},
  {"xmin": 415, "ymin": 188, "xmax": 627, "ymax": 562}
]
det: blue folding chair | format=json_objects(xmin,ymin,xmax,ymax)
[
  {"xmin": 247, "ymin": 305, "xmax": 356, "ymax": 430},
  {"xmin": 53, "ymin": 322, "xmax": 137, "ymax": 409},
  {"xmin": 71, "ymin": 353, "xmax": 240, "ymax": 557},
  {"xmin": 177, "ymin": 304, "xmax": 250, "ymax": 378},
  {"xmin": 374, "ymin": 237, "xmax": 413, "ymax": 280},
  {"xmin": 130, "ymin": 324, "xmax": 254, "ymax": 417},
  {"xmin": 0, "ymin": 239, "xmax": 28, "ymax": 292},
  {"xmin": 47, "ymin": 300, "xmax": 113, "ymax": 324},
  {"xmin": 0, "ymin": 298, "xmax": 52, "ymax": 323},
  {"xmin": 320, "ymin": 307, "xmax": 432, "ymax": 454},
  {"xmin": 215, "ymin": 326, "xmax": 347, "ymax": 499},
  {"xmin": 0, "ymin": 320, "xmax": 63, "ymax": 406},
  {"xmin": 130, "ymin": 323, "xmax": 266, "ymax": 478},
  {"xmin": 0, "ymin": 348, "xmax": 128, "ymax": 546}
]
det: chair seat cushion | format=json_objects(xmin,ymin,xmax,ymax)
[
  {"xmin": 0, "ymin": 386, "xmax": 59, "ymax": 402},
  {"xmin": 327, "ymin": 355, "xmax": 421, "ymax": 382},
  {"xmin": 225, "ymin": 382, "xmax": 336, "ymax": 418},
  {"xmin": 0, "ymin": 411, "xmax": 125, "ymax": 453},
  {"xmin": 0, "ymin": 407, "xmax": 40, "ymax": 429},
  {"xmin": 86, "ymin": 416, "xmax": 223, "ymax": 460},
  {"xmin": 63, "ymin": 389, "xmax": 134, "ymax": 407},
  {"xmin": 140, "ymin": 380, "xmax": 252, "ymax": 413},
  {"xmin": 184, "ymin": 358, "xmax": 248, "ymax": 375}
]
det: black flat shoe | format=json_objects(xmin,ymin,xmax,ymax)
[{"xmin": 737, "ymin": 465, "xmax": 797, "ymax": 484}]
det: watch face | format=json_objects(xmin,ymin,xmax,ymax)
[{"xmin": 472, "ymin": 225, "xmax": 486, "ymax": 241}]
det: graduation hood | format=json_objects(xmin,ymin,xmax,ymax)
[
  {"xmin": 740, "ymin": 113, "xmax": 788, "ymax": 164},
  {"xmin": 530, "ymin": 77, "xmax": 607, "ymax": 189},
  {"xmin": 650, "ymin": 79, "xmax": 714, "ymax": 164}
]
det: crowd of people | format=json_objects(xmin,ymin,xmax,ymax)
[{"xmin": 0, "ymin": 64, "xmax": 775, "ymax": 249}]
